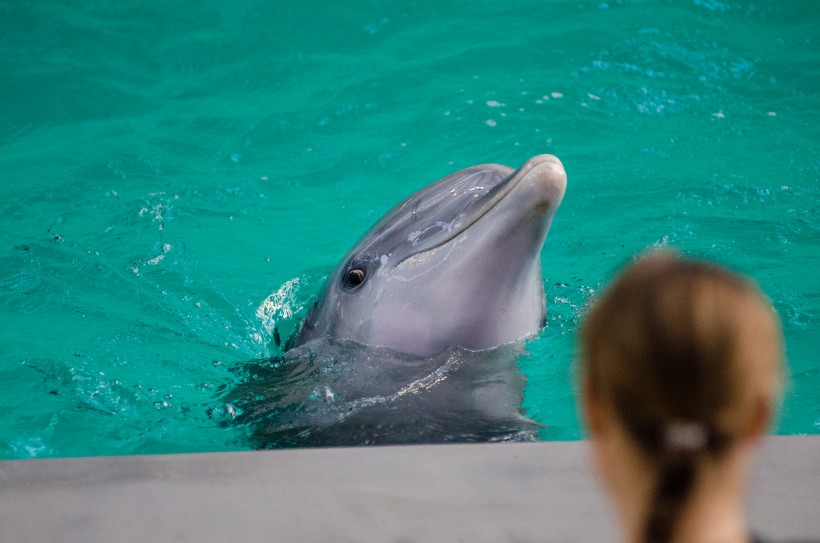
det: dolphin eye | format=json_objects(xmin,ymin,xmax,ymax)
[{"xmin": 344, "ymin": 268, "xmax": 366, "ymax": 288}]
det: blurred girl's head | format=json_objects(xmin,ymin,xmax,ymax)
[{"xmin": 579, "ymin": 250, "xmax": 784, "ymax": 543}]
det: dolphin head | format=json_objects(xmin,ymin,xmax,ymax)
[{"xmin": 290, "ymin": 154, "xmax": 567, "ymax": 356}]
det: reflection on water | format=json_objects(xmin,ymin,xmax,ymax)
[{"xmin": 225, "ymin": 339, "xmax": 539, "ymax": 448}]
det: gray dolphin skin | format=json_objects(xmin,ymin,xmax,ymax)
[{"xmin": 290, "ymin": 154, "xmax": 567, "ymax": 356}]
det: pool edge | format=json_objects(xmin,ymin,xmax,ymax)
[{"xmin": 1, "ymin": 436, "xmax": 818, "ymax": 542}]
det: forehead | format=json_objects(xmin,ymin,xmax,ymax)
[{"xmin": 351, "ymin": 164, "xmax": 514, "ymax": 261}]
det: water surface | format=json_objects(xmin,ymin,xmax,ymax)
[{"xmin": 1, "ymin": 0, "xmax": 817, "ymax": 458}]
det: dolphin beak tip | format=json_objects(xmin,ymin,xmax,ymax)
[
  {"xmin": 527, "ymin": 154, "xmax": 566, "ymax": 178},
  {"xmin": 521, "ymin": 154, "xmax": 567, "ymax": 203}
]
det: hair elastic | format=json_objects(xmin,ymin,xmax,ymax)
[{"xmin": 664, "ymin": 422, "xmax": 707, "ymax": 451}]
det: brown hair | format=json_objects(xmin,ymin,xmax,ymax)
[{"xmin": 580, "ymin": 250, "xmax": 783, "ymax": 543}]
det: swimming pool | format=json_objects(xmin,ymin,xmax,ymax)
[{"xmin": 1, "ymin": 0, "xmax": 817, "ymax": 458}]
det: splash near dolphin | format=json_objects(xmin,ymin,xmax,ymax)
[{"xmin": 230, "ymin": 155, "xmax": 567, "ymax": 447}]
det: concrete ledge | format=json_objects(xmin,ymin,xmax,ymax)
[{"xmin": 1, "ymin": 436, "xmax": 818, "ymax": 542}]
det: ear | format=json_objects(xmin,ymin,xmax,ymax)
[
  {"xmin": 582, "ymin": 374, "xmax": 606, "ymax": 439},
  {"xmin": 744, "ymin": 396, "xmax": 772, "ymax": 445}
]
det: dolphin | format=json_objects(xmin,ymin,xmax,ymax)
[
  {"xmin": 289, "ymin": 154, "xmax": 567, "ymax": 356},
  {"xmin": 227, "ymin": 155, "xmax": 566, "ymax": 447}
]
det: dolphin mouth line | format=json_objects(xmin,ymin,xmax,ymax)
[{"xmin": 395, "ymin": 164, "xmax": 530, "ymax": 266}]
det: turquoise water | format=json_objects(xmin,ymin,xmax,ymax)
[{"xmin": 1, "ymin": 0, "xmax": 817, "ymax": 458}]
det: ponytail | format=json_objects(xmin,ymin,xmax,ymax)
[
  {"xmin": 630, "ymin": 422, "xmax": 732, "ymax": 543},
  {"xmin": 644, "ymin": 454, "xmax": 697, "ymax": 543}
]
